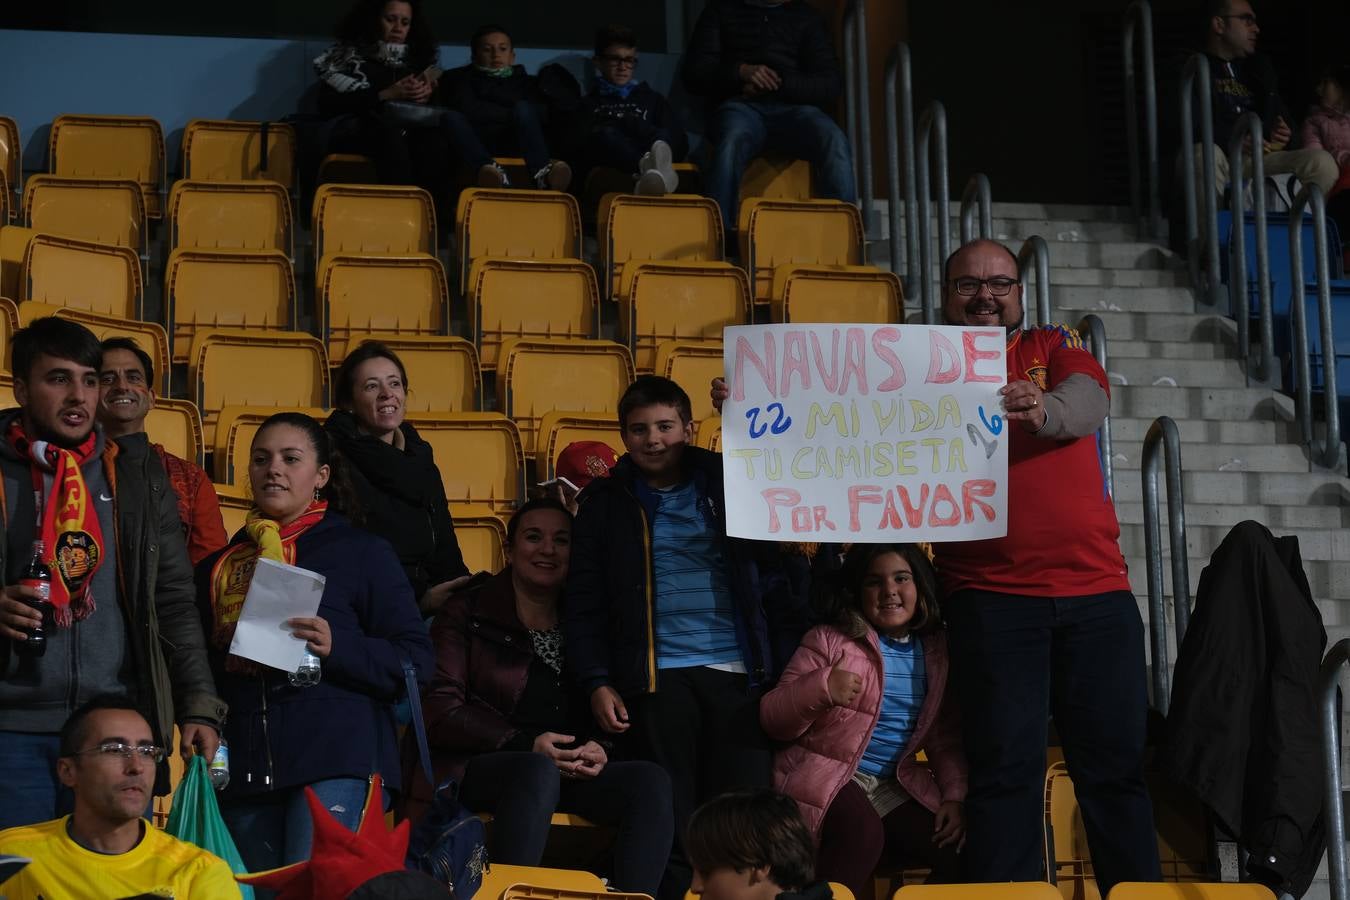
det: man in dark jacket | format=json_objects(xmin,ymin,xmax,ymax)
[
  {"xmin": 0, "ymin": 317, "xmax": 225, "ymax": 830},
  {"xmin": 574, "ymin": 24, "xmax": 688, "ymax": 195},
  {"xmin": 682, "ymin": 0, "xmax": 855, "ymax": 234},
  {"xmin": 439, "ymin": 23, "xmax": 571, "ymax": 190}
]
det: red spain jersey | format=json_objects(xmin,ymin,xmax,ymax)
[{"xmin": 934, "ymin": 324, "xmax": 1130, "ymax": 598}]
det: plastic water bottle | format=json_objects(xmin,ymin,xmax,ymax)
[
  {"xmin": 208, "ymin": 740, "xmax": 230, "ymax": 790},
  {"xmin": 289, "ymin": 649, "xmax": 322, "ymax": 687}
]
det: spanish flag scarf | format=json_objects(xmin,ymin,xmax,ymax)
[
  {"xmin": 209, "ymin": 501, "xmax": 327, "ymax": 671},
  {"xmin": 5, "ymin": 420, "xmax": 104, "ymax": 627}
]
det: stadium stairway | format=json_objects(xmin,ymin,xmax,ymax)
[{"xmin": 878, "ymin": 201, "xmax": 1346, "ymax": 899}]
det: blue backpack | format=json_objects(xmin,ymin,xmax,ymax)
[{"xmin": 401, "ymin": 659, "xmax": 489, "ymax": 898}]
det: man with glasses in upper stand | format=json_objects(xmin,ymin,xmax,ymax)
[
  {"xmin": 0, "ymin": 696, "xmax": 241, "ymax": 899},
  {"xmin": 934, "ymin": 240, "xmax": 1161, "ymax": 894}
]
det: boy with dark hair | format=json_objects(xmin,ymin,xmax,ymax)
[
  {"xmin": 439, "ymin": 23, "xmax": 571, "ymax": 190},
  {"xmin": 563, "ymin": 375, "xmax": 804, "ymax": 900},
  {"xmin": 573, "ymin": 24, "xmax": 687, "ymax": 195},
  {"xmin": 685, "ymin": 790, "xmax": 829, "ymax": 900}
]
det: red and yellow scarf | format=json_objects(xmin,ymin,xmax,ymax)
[
  {"xmin": 209, "ymin": 501, "xmax": 327, "ymax": 670},
  {"xmin": 5, "ymin": 420, "xmax": 104, "ymax": 627}
]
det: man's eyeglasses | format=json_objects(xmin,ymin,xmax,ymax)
[
  {"xmin": 73, "ymin": 742, "xmax": 165, "ymax": 763},
  {"xmin": 601, "ymin": 54, "xmax": 639, "ymax": 68},
  {"xmin": 1222, "ymin": 13, "xmax": 1257, "ymax": 25},
  {"xmin": 949, "ymin": 277, "xmax": 1020, "ymax": 297}
]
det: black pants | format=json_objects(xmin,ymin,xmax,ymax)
[
  {"xmin": 634, "ymin": 666, "xmax": 772, "ymax": 900},
  {"xmin": 460, "ymin": 751, "xmax": 673, "ymax": 896},
  {"xmin": 943, "ymin": 588, "xmax": 1162, "ymax": 895}
]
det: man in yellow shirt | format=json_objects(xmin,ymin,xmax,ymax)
[{"xmin": 0, "ymin": 697, "xmax": 239, "ymax": 899}]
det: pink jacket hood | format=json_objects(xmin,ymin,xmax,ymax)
[{"xmin": 759, "ymin": 624, "xmax": 968, "ymax": 840}]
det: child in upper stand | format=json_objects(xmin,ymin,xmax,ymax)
[
  {"xmin": 573, "ymin": 24, "xmax": 688, "ymax": 195},
  {"xmin": 759, "ymin": 543, "xmax": 967, "ymax": 900},
  {"xmin": 1302, "ymin": 65, "xmax": 1350, "ymax": 270},
  {"xmin": 563, "ymin": 375, "xmax": 806, "ymax": 900}
]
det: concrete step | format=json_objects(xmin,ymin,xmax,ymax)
[
  {"xmin": 1117, "ymin": 522, "xmax": 1350, "ymax": 563},
  {"xmin": 1053, "ymin": 284, "xmax": 1196, "ymax": 314},
  {"xmin": 1111, "ymin": 439, "xmax": 1311, "ymax": 473},
  {"xmin": 1104, "ymin": 356, "xmax": 1248, "ymax": 389},
  {"xmin": 1089, "ymin": 311, "xmax": 1235, "ymax": 343},
  {"xmin": 1109, "ymin": 414, "xmax": 1292, "ymax": 445},
  {"xmin": 1044, "ymin": 239, "xmax": 1184, "ymax": 271},
  {"xmin": 885, "ymin": 217, "xmax": 1140, "ymax": 245},
  {"xmin": 1114, "ymin": 499, "xmax": 1347, "ymax": 529},
  {"xmin": 1113, "ymin": 467, "xmax": 1349, "ymax": 507},
  {"xmin": 1110, "ymin": 384, "xmax": 1293, "ymax": 420},
  {"xmin": 1050, "ymin": 267, "xmax": 1191, "ymax": 289},
  {"xmin": 1125, "ymin": 554, "xmax": 1350, "ymax": 600},
  {"xmin": 877, "ymin": 199, "xmax": 1136, "ymax": 224},
  {"xmin": 1108, "ymin": 339, "xmax": 1236, "ymax": 361}
]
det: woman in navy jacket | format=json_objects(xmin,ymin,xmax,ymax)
[{"xmin": 195, "ymin": 411, "xmax": 433, "ymax": 873}]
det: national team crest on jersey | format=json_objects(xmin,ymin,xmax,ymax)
[{"xmin": 1024, "ymin": 356, "xmax": 1049, "ymax": 390}]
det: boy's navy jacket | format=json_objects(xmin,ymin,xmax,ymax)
[
  {"xmin": 195, "ymin": 511, "xmax": 434, "ymax": 798},
  {"xmin": 577, "ymin": 82, "xmax": 689, "ymax": 161},
  {"xmin": 561, "ymin": 445, "xmax": 811, "ymax": 699}
]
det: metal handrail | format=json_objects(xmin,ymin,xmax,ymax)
[
  {"xmin": 1228, "ymin": 112, "xmax": 1275, "ymax": 385},
  {"xmin": 960, "ymin": 174, "xmax": 993, "ymax": 244},
  {"xmin": 1017, "ymin": 235, "xmax": 1051, "ymax": 328},
  {"xmin": 884, "ymin": 42, "xmax": 919, "ymax": 309},
  {"xmin": 1179, "ymin": 54, "xmax": 1223, "ymax": 308},
  {"xmin": 1123, "ymin": 0, "xmax": 1161, "ymax": 240},
  {"xmin": 1142, "ymin": 415, "xmax": 1189, "ymax": 714},
  {"xmin": 915, "ymin": 101, "xmax": 950, "ymax": 324},
  {"xmin": 1290, "ymin": 183, "xmax": 1341, "ymax": 470},
  {"xmin": 1320, "ymin": 639, "xmax": 1350, "ymax": 900},
  {"xmin": 842, "ymin": 0, "xmax": 877, "ymax": 238},
  {"xmin": 1077, "ymin": 314, "xmax": 1115, "ymax": 499}
]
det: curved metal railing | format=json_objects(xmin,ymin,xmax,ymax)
[
  {"xmin": 1178, "ymin": 54, "xmax": 1222, "ymax": 308},
  {"xmin": 883, "ymin": 42, "xmax": 919, "ymax": 307},
  {"xmin": 1123, "ymin": 0, "xmax": 1161, "ymax": 240},
  {"xmin": 842, "ymin": 0, "xmax": 877, "ymax": 238},
  {"xmin": 1320, "ymin": 639, "xmax": 1350, "ymax": 900},
  {"xmin": 1226, "ymin": 112, "xmax": 1275, "ymax": 385},
  {"xmin": 1290, "ymin": 182, "xmax": 1341, "ymax": 470},
  {"xmin": 960, "ymin": 174, "xmax": 993, "ymax": 245},
  {"xmin": 1142, "ymin": 415, "xmax": 1189, "ymax": 714},
  {"xmin": 1077, "ymin": 314, "xmax": 1115, "ymax": 499},
  {"xmin": 1017, "ymin": 235, "xmax": 1051, "ymax": 328},
  {"xmin": 915, "ymin": 101, "xmax": 950, "ymax": 324}
]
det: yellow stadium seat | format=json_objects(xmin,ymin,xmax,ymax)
[
  {"xmin": 536, "ymin": 411, "xmax": 625, "ymax": 482},
  {"xmin": 181, "ymin": 119, "xmax": 298, "ymax": 191},
  {"xmin": 22, "ymin": 175, "xmax": 147, "ymax": 255},
  {"xmin": 18, "ymin": 300, "xmax": 170, "ymax": 395},
  {"xmin": 770, "ymin": 264, "xmax": 903, "ymax": 324},
  {"xmin": 452, "ymin": 506, "xmax": 507, "ymax": 574},
  {"xmin": 894, "ymin": 886, "xmax": 1061, "ymax": 899},
  {"xmin": 317, "ymin": 153, "xmax": 379, "ymax": 186},
  {"xmin": 0, "ymin": 372, "xmax": 13, "ymax": 408},
  {"xmin": 0, "ymin": 226, "xmax": 35, "ymax": 301},
  {"xmin": 19, "ymin": 233, "xmax": 143, "ymax": 319},
  {"xmin": 695, "ymin": 416, "xmax": 722, "ymax": 452},
  {"xmin": 509, "ymin": 889, "xmax": 647, "ymax": 900},
  {"xmin": 618, "ymin": 260, "xmax": 749, "ymax": 373},
  {"xmin": 740, "ymin": 156, "xmax": 813, "ymax": 203},
  {"xmin": 600, "ymin": 193, "xmax": 723, "ymax": 299},
  {"xmin": 216, "ymin": 482, "xmax": 252, "ymax": 536},
  {"xmin": 343, "ymin": 334, "xmax": 480, "ymax": 413},
  {"xmin": 0, "ymin": 296, "xmax": 16, "ymax": 368},
  {"xmin": 496, "ymin": 339, "xmax": 635, "ymax": 456},
  {"xmin": 318, "ymin": 254, "xmax": 450, "ymax": 366},
  {"xmin": 313, "ymin": 184, "xmax": 436, "ymax": 268},
  {"xmin": 213, "ymin": 405, "xmax": 329, "ymax": 485},
  {"xmin": 1106, "ymin": 888, "xmax": 1274, "ymax": 900},
  {"xmin": 49, "ymin": 114, "xmax": 165, "ymax": 218},
  {"xmin": 455, "ymin": 188, "xmax": 582, "ymax": 286},
  {"xmin": 0, "ymin": 116, "xmax": 19, "ymax": 217},
  {"xmin": 407, "ymin": 413, "xmax": 524, "ymax": 514},
  {"xmin": 189, "ymin": 329, "xmax": 328, "ymax": 437},
  {"xmin": 167, "ymin": 179, "xmax": 293, "ymax": 255},
  {"xmin": 0, "ymin": 171, "xmax": 8, "ymax": 224},
  {"xmin": 655, "ymin": 341, "xmax": 723, "ymax": 425},
  {"xmin": 164, "ymin": 248, "xmax": 295, "ymax": 365},
  {"xmin": 478, "ymin": 864, "xmax": 606, "ymax": 900},
  {"xmin": 740, "ymin": 199, "xmax": 864, "ymax": 303},
  {"xmin": 467, "ymin": 258, "xmax": 598, "ymax": 370},
  {"xmin": 146, "ymin": 398, "xmax": 206, "ymax": 468}
]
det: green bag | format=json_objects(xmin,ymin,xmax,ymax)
[{"xmin": 164, "ymin": 755, "xmax": 255, "ymax": 900}]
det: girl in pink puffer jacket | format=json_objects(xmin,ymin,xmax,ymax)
[
  {"xmin": 760, "ymin": 544, "xmax": 967, "ymax": 900},
  {"xmin": 1302, "ymin": 67, "xmax": 1350, "ymax": 190}
]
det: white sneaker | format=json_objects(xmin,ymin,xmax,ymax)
[
  {"xmin": 640, "ymin": 139, "xmax": 678, "ymax": 193},
  {"xmin": 635, "ymin": 170, "xmax": 668, "ymax": 196}
]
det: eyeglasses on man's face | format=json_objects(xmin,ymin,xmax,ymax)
[
  {"xmin": 73, "ymin": 741, "xmax": 166, "ymax": 763},
  {"xmin": 949, "ymin": 277, "xmax": 1021, "ymax": 297}
]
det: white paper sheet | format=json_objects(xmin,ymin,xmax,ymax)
[{"xmin": 228, "ymin": 557, "xmax": 327, "ymax": 672}]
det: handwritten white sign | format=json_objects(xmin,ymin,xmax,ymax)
[{"xmin": 721, "ymin": 323, "xmax": 1009, "ymax": 543}]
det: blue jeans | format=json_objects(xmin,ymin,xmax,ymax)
[
  {"xmin": 439, "ymin": 101, "xmax": 551, "ymax": 175},
  {"xmin": 943, "ymin": 588, "xmax": 1162, "ymax": 894},
  {"xmin": 0, "ymin": 731, "xmax": 71, "ymax": 829},
  {"xmin": 705, "ymin": 99, "xmax": 856, "ymax": 234},
  {"xmin": 221, "ymin": 778, "xmax": 389, "ymax": 874}
]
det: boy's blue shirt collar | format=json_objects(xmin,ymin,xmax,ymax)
[{"xmin": 595, "ymin": 75, "xmax": 641, "ymax": 99}]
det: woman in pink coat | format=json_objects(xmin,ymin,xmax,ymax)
[{"xmin": 760, "ymin": 544, "xmax": 967, "ymax": 900}]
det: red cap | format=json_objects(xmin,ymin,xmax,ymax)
[{"xmin": 555, "ymin": 441, "xmax": 619, "ymax": 489}]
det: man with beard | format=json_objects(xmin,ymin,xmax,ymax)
[{"xmin": 0, "ymin": 318, "xmax": 225, "ymax": 830}]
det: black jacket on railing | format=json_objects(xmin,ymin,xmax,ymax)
[
  {"xmin": 1160, "ymin": 520, "xmax": 1326, "ymax": 898},
  {"xmin": 682, "ymin": 0, "xmax": 842, "ymax": 111}
]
